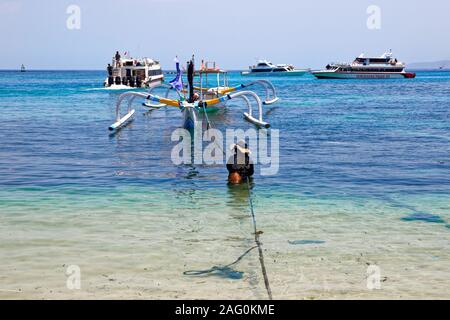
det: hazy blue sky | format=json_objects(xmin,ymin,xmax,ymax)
[{"xmin": 1, "ymin": 0, "xmax": 449, "ymax": 69}]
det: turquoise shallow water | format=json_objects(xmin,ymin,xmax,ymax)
[{"xmin": 0, "ymin": 70, "xmax": 449, "ymax": 299}]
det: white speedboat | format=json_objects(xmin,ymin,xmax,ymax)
[
  {"xmin": 104, "ymin": 55, "xmax": 164, "ymax": 88},
  {"xmin": 312, "ymin": 50, "xmax": 416, "ymax": 79},
  {"xmin": 241, "ymin": 59, "xmax": 309, "ymax": 76}
]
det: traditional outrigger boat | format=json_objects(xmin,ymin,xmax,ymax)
[{"xmin": 108, "ymin": 57, "xmax": 279, "ymax": 132}]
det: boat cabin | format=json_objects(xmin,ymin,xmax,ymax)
[
  {"xmin": 194, "ymin": 60, "xmax": 229, "ymax": 100},
  {"xmin": 106, "ymin": 56, "xmax": 163, "ymax": 88}
]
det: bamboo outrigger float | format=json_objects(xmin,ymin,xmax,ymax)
[{"xmin": 108, "ymin": 57, "xmax": 279, "ymax": 132}]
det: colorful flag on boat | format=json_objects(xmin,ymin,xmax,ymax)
[{"xmin": 170, "ymin": 57, "xmax": 183, "ymax": 91}]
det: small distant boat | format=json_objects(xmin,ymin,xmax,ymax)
[
  {"xmin": 241, "ymin": 59, "xmax": 309, "ymax": 76},
  {"xmin": 20, "ymin": 64, "xmax": 26, "ymax": 72},
  {"xmin": 104, "ymin": 54, "xmax": 164, "ymax": 88},
  {"xmin": 312, "ymin": 50, "xmax": 416, "ymax": 79}
]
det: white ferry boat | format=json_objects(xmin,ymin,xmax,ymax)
[
  {"xmin": 104, "ymin": 53, "xmax": 164, "ymax": 88},
  {"xmin": 241, "ymin": 59, "xmax": 309, "ymax": 76},
  {"xmin": 312, "ymin": 51, "xmax": 416, "ymax": 79}
]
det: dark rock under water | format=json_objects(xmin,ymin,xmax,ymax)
[{"xmin": 401, "ymin": 213, "xmax": 445, "ymax": 224}]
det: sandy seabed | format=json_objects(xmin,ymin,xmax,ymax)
[{"xmin": 1, "ymin": 194, "xmax": 449, "ymax": 300}]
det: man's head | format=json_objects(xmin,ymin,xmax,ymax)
[{"xmin": 228, "ymin": 171, "xmax": 242, "ymax": 184}]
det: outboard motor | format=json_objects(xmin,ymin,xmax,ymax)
[
  {"xmin": 135, "ymin": 76, "xmax": 142, "ymax": 87},
  {"xmin": 115, "ymin": 76, "xmax": 121, "ymax": 85},
  {"xmin": 108, "ymin": 76, "xmax": 114, "ymax": 86},
  {"xmin": 129, "ymin": 76, "xmax": 135, "ymax": 87},
  {"xmin": 122, "ymin": 77, "xmax": 128, "ymax": 86}
]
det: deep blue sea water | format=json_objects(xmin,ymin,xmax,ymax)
[
  {"xmin": 0, "ymin": 70, "xmax": 449, "ymax": 298},
  {"xmin": 1, "ymin": 71, "xmax": 449, "ymax": 194}
]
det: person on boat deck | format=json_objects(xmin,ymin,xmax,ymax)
[
  {"xmin": 227, "ymin": 140, "xmax": 254, "ymax": 184},
  {"xmin": 115, "ymin": 51, "xmax": 121, "ymax": 67},
  {"xmin": 107, "ymin": 64, "xmax": 113, "ymax": 76}
]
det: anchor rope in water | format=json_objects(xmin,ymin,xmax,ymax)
[
  {"xmin": 201, "ymin": 103, "xmax": 213, "ymax": 131},
  {"xmin": 246, "ymin": 176, "xmax": 273, "ymax": 300},
  {"xmin": 183, "ymin": 246, "xmax": 257, "ymax": 276},
  {"xmin": 201, "ymin": 103, "xmax": 226, "ymax": 156},
  {"xmin": 204, "ymin": 107, "xmax": 273, "ymax": 299},
  {"xmin": 189, "ymin": 108, "xmax": 273, "ymax": 299}
]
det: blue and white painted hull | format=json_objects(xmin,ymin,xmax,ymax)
[
  {"xmin": 312, "ymin": 71, "xmax": 414, "ymax": 79},
  {"xmin": 182, "ymin": 107, "xmax": 197, "ymax": 130},
  {"xmin": 241, "ymin": 69, "xmax": 309, "ymax": 77}
]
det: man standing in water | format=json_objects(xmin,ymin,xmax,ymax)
[{"xmin": 227, "ymin": 140, "xmax": 254, "ymax": 184}]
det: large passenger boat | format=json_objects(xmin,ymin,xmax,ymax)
[
  {"xmin": 312, "ymin": 51, "xmax": 416, "ymax": 79},
  {"xmin": 104, "ymin": 53, "xmax": 164, "ymax": 88}
]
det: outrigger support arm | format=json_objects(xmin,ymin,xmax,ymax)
[
  {"xmin": 219, "ymin": 80, "xmax": 279, "ymax": 105},
  {"xmin": 145, "ymin": 80, "xmax": 279, "ymax": 108},
  {"xmin": 196, "ymin": 90, "xmax": 270, "ymax": 128},
  {"xmin": 109, "ymin": 92, "xmax": 149, "ymax": 131},
  {"xmin": 230, "ymin": 91, "xmax": 270, "ymax": 128},
  {"xmin": 144, "ymin": 83, "xmax": 183, "ymax": 108},
  {"xmin": 109, "ymin": 90, "xmax": 187, "ymax": 131}
]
